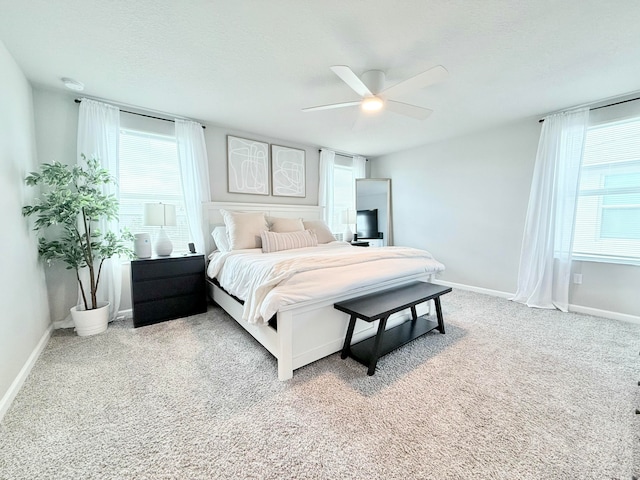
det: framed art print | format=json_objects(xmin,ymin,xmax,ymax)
[
  {"xmin": 271, "ymin": 144, "xmax": 306, "ymax": 197},
  {"xmin": 227, "ymin": 135, "xmax": 269, "ymax": 195}
]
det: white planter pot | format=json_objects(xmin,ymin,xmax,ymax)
[{"xmin": 70, "ymin": 301, "xmax": 110, "ymax": 337}]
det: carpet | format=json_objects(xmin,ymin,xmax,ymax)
[{"xmin": 1, "ymin": 289, "xmax": 638, "ymax": 479}]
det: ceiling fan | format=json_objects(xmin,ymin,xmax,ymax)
[{"xmin": 302, "ymin": 65, "xmax": 448, "ymax": 120}]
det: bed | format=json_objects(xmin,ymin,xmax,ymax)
[{"xmin": 203, "ymin": 201, "xmax": 445, "ymax": 380}]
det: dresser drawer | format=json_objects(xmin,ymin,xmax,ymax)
[
  {"xmin": 132, "ymin": 274, "xmax": 204, "ymax": 302},
  {"xmin": 133, "ymin": 294, "xmax": 207, "ymax": 327},
  {"xmin": 131, "ymin": 255, "xmax": 204, "ymax": 281}
]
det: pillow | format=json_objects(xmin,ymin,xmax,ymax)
[
  {"xmin": 302, "ymin": 220, "xmax": 336, "ymax": 244},
  {"xmin": 260, "ymin": 229, "xmax": 318, "ymax": 253},
  {"xmin": 211, "ymin": 226, "xmax": 230, "ymax": 252},
  {"xmin": 221, "ymin": 209, "xmax": 269, "ymax": 250},
  {"xmin": 268, "ymin": 216, "xmax": 304, "ymax": 233}
]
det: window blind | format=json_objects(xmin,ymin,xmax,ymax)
[
  {"xmin": 119, "ymin": 128, "xmax": 190, "ymax": 252},
  {"xmin": 573, "ymin": 117, "xmax": 640, "ymax": 264}
]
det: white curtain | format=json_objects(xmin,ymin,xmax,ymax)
[
  {"xmin": 77, "ymin": 98, "xmax": 122, "ymax": 321},
  {"xmin": 353, "ymin": 155, "xmax": 367, "ymax": 179},
  {"xmin": 318, "ymin": 149, "xmax": 336, "ymax": 228},
  {"xmin": 175, "ymin": 119, "xmax": 211, "ymax": 254},
  {"xmin": 511, "ymin": 107, "xmax": 590, "ymax": 312}
]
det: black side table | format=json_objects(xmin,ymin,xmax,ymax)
[{"xmin": 130, "ymin": 254, "xmax": 207, "ymax": 328}]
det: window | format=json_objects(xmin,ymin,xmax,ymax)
[
  {"xmin": 330, "ymin": 157, "xmax": 356, "ymax": 234},
  {"xmin": 118, "ymin": 128, "xmax": 190, "ymax": 253},
  {"xmin": 573, "ymin": 116, "xmax": 640, "ymax": 264}
]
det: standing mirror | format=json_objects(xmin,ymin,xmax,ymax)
[{"xmin": 355, "ymin": 178, "xmax": 393, "ymax": 246}]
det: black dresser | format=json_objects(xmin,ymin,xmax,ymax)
[{"xmin": 130, "ymin": 254, "xmax": 207, "ymax": 328}]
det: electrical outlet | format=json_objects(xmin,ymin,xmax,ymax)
[{"xmin": 573, "ymin": 273, "xmax": 583, "ymax": 284}]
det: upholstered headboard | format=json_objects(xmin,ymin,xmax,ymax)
[{"xmin": 202, "ymin": 201, "xmax": 324, "ymax": 253}]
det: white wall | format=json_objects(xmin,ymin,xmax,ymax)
[
  {"xmin": 31, "ymin": 88, "xmax": 79, "ymax": 323},
  {"xmin": 0, "ymin": 41, "xmax": 51, "ymax": 409},
  {"xmin": 371, "ymin": 117, "xmax": 640, "ymax": 318},
  {"xmin": 205, "ymin": 126, "xmax": 319, "ymax": 206},
  {"xmin": 31, "ymin": 88, "xmax": 321, "ymax": 318}
]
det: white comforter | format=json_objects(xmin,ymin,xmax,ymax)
[{"xmin": 207, "ymin": 242, "xmax": 445, "ymax": 325}]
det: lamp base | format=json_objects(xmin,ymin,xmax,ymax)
[
  {"xmin": 155, "ymin": 228, "xmax": 173, "ymax": 256},
  {"xmin": 343, "ymin": 225, "xmax": 354, "ymax": 243}
]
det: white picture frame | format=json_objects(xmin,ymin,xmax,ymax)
[
  {"xmin": 227, "ymin": 135, "xmax": 269, "ymax": 195},
  {"xmin": 271, "ymin": 144, "xmax": 306, "ymax": 197}
]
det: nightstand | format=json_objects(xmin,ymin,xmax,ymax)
[{"xmin": 130, "ymin": 254, "xmax": 207, "ymax": 328}]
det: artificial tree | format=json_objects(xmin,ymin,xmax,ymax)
[{"xmin": 23, "ymin": 155, "xmax": 134, "ymax": 311}]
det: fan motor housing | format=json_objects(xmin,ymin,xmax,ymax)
[{"xmin": 361, "ymin": 70, "xmax": 385, "ymax": 94}]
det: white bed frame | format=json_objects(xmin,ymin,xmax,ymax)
[{"xmin": 204, "ymin": 201, "xmax": 434, "ymax": 380}]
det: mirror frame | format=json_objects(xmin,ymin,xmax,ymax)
[{"xmin": 355, "ymin": 178, "xmax": 393, "ymax": 246}]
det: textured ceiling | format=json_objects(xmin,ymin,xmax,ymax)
[{"xmin": 1, "ymin": 1, "xmax": 640, "ymax": 156}]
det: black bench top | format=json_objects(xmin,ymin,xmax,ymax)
[{"xmin": 334, "ymin": 281, "xmax": 452, "ymax": 322}]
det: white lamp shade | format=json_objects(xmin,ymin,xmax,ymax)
[{"xmin": 144, "ymin": 203, "xmax": 177, "ymax": 227}]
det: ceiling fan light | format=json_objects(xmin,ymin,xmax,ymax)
[{"xmin": 361, "ymin": 96, "xmax": 384, "ymax": 112}]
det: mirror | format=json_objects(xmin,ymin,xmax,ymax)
[{"xmin": 355, "ymin": 178, "xmax": 392, "ymax": 246}]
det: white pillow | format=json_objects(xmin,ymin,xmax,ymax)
[
  {"xmin": 268, "ymin": 216, "xmax": 304, "ymax": 233},
  {"xmin": 260, "ymin": 229, "xmax": 318, "ymax": 253},
  {"xmin": 221, "ymin": 209, "xmax": 269, "ymax": 250},
  {"xmin": 211, "ymin": 226, "xmax": 230, "ymax": 252},
  {"xmin": 302, "ymin": 220, "xmax": 336, "ymax": 244}
]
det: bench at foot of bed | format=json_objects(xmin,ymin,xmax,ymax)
[{"xmin": 334, "ymin": 281, "xmax": 452, "ymax": 376}]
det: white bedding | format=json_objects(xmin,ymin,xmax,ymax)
[{"xmin": 207, "ymin": 242, "xmax": 445, "ymax": 325}]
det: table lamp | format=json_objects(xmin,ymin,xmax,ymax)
[
  {"xmin": 144, "ymin": 203, "xmax": 177, "ymax": 256},
  {"xmin": 341, "ymin": 209, "xmax": 356, "ymax": 243}
]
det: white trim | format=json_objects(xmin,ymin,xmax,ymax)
[
  {"xmin": 432, "ymin": 279, "xmax": 512, "ymax": 299},
  {"xmin": 0, "ymin": 325, "xmax": 53, "ymax": 422},
  {"xmin": 572, "ymin": 253, "xmax": 640, "ymax": 267},
  {"xmin": 567, "ymin": 304, "xmax": 640, "ymax": 324},
  {"xmin": 433, "ymin": 279, "xmax": 640, "ymax": 324}
]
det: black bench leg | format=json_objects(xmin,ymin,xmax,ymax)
[
  {"xmin": 341, "ymin": 315, "xmax": 358, "ymax": 359},
  {"xmin": 435, "ymin": 297, "xmax": 445, "ymax": 334},
  {"xmin": 368, "ymin": 314, "xmax": 390, "ymax": 375},
  {"xmin": 410, "ymin": 305, "xmax": 418, "ymax": 321}
]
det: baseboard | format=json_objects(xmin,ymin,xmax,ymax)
[
  {"xmin": 0, "ymin": 324, "xmax": 53, "ymax": 423},
  {"xmin": 432, "ymin": 279, "xmax": 513, "ymax": 299},
  {"xmin": 433, "ymin": 279, "xmax": 640, "ymax": 324},
  {"xmin": 568, "ymin": 304, "xmax": 640, "ymax": 324}
]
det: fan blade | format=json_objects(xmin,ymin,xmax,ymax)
[
  {"xmin": 330, "ymin": 65, "xmax": 372, "ymax": 97},
  {"xmin": 302, "ymin": 101, "xmax": 361, "ymax": 112},
  {"xmin": 382, "ymin": 65, "xmax": 448, "ymax": 99},
  {"xmin": 385, "ymin": 100, "xmax": 433, "ymax": 120}
]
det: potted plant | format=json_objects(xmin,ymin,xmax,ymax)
[{"xmin": 23, "ymin": 155, "xmax": 134, "ymax": 336}]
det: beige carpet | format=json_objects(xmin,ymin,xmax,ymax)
[{"xmin": 1, "ymin": 289, "xmax": 638, "ymax": 479}]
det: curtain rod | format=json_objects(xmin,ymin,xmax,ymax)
[
  {"xmin": 538, "ymin": 95, "xmax": 640, "ymax": 123},
  {"xmin": 74, "ymin": 99, "xmax": 206, "ymax": 129},
  {"xmin": 318, "ymin": 148, "xmax": 368, "ymax": 160}
]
